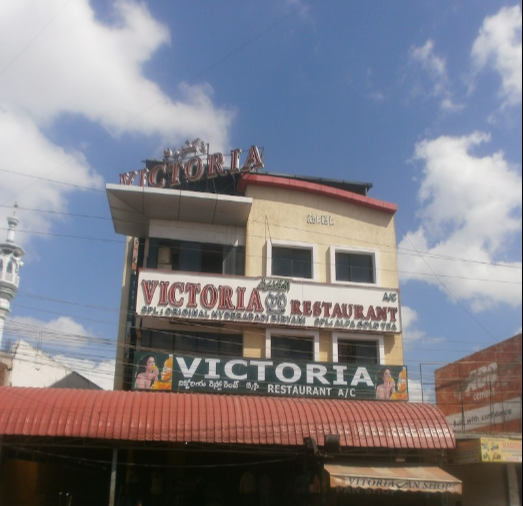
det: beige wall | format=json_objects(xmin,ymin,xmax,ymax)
[
  {"xmin": 244, "ymin": 184, "xmax": 403, "ymax": 365},
  {"xmin": 244, "ymin": 185, "xmax": 399, "ymax": 288}
]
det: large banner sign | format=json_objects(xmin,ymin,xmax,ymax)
[
  {"xmin": 435, "ymin": 335, "xmax": 522, "ymax": 433},
  {"xmin": 137, "ymin": 271, "xmax": 401, "ymax": 333},
  {"xmin": 133, "ymin": 352, "xmax": 409, "ymax": 401}
]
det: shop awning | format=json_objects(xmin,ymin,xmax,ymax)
[
  {"xmin": 325, "ymin": 465, "xmax": 462, "ymax": 495},
  {"xmin": 0, "ymin": 387, "xmax": 455, "ymax": 450}
]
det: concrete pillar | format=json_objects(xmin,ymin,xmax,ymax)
[
  {"xmin": 109, "ymin": 448, "xmax": 118, "ymax": 506},
  {"xmin": 507, "ymin": 464, "xmax": 521, "ymax": 506},
  {"xmin": 0, "ymin": 435, "xmax": 4, "ymax": 496}
]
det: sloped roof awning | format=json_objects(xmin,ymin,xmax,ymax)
[
  {"xmin": 326, "ymin": 465, "xmax": 462, "ymax": 495},
  {"xmin": 0, "ymin": 388, "xmax": 455, "ymax": 450},
  {"xmin": 106, "ymin": 184, "xmax": 253, "ymax": 238}
]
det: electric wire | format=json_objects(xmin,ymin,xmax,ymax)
[
  {"xmin": 0, "ymin": 0, "xmax": 73, "ymax": 79},
  {"xmin": 1, "ymin": 223, "xmax": 520, "ymax": 284},
  {"xmin": 0, "ymin": 0, "xmax": 318, "ymax": 209}
]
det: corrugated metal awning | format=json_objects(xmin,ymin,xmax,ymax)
[
  {"xmin": 0, "ymin": 387, "xmax": 455, "ymax": 450},
  {"xmin": 326, "ymin": 465, "xmax": 462, "ymax": 495}
]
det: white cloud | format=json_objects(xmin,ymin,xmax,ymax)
[
  {"xmin": 0, "ymin": 0, "xmax": 234, "ymax": 145},
  {"xmin": 5, "ymin": 316, "xmax": 115, "ymax": 389},
  {"xmin": 409, "ymin": 40, "xmax": 462, "ymax": 112},
  {"xmin": 53, "ymin": 355, "xmax": 115, "ymax": 390},
  {"xmin": 0, "ymin": 107, "xmax": 104, "ymax": 240},
  {"xmin": 7, "ymin": 315, "xmax": 93, "ymax": 348},
  {"xmin": 402, "ymin": 306, "xmax": 445, "ymax": 349},
  {"xmin": 0, "ymin": 0, "xmax": 234, "ymax": 241},
  {"xmin": 410, "ymin": 40, "xmax": 448, "ymax": 84},
  {"xmin": 285, "ymin": 0, "xmax": 313, "ymax": 23},
  {"xmin": 408, "ymin": 378, "xmax": 436, "ymax": 404},
  {"xmin": 399, "ymin": 132, "xmax": 522, "ymax": 311},
  {"xmin": 472, "ymin": 5, "xmax": 522, "ymax": 108}
]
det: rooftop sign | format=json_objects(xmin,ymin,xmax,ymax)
[{"xmin": 119, "ymin": 138, "xmax": 264, "ymax": 189}]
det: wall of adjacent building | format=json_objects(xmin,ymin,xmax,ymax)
[
  {"xmin": 2, "ymin": 340, "xmax": 101, "ymax": 390},
  {"xmin": 444, "ymin": 464, "xmax": 510, "ymax": 506}
]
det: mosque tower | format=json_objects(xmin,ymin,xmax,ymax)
[{"xmin": 0, "ymin": 206, "xmax": 25, "ymax": 351}]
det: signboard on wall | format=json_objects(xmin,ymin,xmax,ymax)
[
  {"xmin": 136, "ymin": 271, "xmax": 401, "ymax": 333},
  {"xmin": 480, "ymin": 438, "xmax": 522, "ymax": 463},
  {"xmin": 435, "ymin": 334, "xmax": 522, "ymax": 433},
  {"xmin": 452, "ymin": 438, "xmax": 523, "ymax": 464},
  {"xmin": 133, "ymin": 351, "xmax": 409, "ymax": 401}
]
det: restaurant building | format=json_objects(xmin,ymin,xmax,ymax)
[{"xmin": 0, "ymin": 141, "xmax": 461, "ymax": 505}]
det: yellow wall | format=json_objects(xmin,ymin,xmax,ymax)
[
  {"xmin": 244, "ymin": 184, "xmax": 404, "ymax": 365},
  {"xmin": 244, "ymin": 185, "xmax": 399, "ymax": 288}
]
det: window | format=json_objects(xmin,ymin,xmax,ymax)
[
  {"xmin": 333, "ymin": 333, "xmax": 385, "ymax": 365},
  {"xmin": 270, "ymin": 243, "xmax": 315, "ymax": 280},
  {"xmin": 175, "ymin": 332, "xmax": 243, "ymax": 357},
  {"xmin": 330, "ymin": 247, "xmax": 378, "ymax": 285},
  {"xmin": 338, "ymin": 340, "xmax": 379, "ymax": 364},
  {"xmin": 271, "ymin": 335, "xmax": 314, "ymax": 362},
  {"xmin": 141, "ymin": 330, "xmax": 243, "ymax": 357},
  {"xmin": 266, "ymin": 329, "xmax": 320, "ymax": 361},
  {"xmin": 149, "ymin": 239, "xmax": 245, "ymax": 276}
]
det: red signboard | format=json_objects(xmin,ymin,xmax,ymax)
[{"xmin": 435, "ymin": 334, "xmax": 522, "ymax": 434}]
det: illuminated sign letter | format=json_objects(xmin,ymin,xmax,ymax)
[{"xmin": 242, "ymin": 145, "xmax": 264, "ymax": 172}]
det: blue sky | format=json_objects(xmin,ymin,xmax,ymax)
[{"xmin": 0, "ymin": 0, "xmax": 521, "ymax": 394}]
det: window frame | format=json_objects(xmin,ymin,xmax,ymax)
[
  {"xmin": 332, "ymin": 332, "xmax": 385, "ymax": 365},
  {"xmin": 265, "ymin": 328, "xmax": 320, "ymax": 361},
  {"xmin": 267, "ymin": 239, "xmax": 318, "ymax": 281},
  {"xmin": 329, "ymin": 246, "xmax": 380, "ymax": 286}
]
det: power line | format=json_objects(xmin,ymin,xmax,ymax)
[
  {"xmin": 0, "ymin": 0, "xmax": 317, "ymax": 209},
  {"xmin": 0, "ymin": 0, "xmax": 73, "ymax": 79},
  {"xmin": 2, "ymin": 222, "xmax": 520, "ymax": 285}
]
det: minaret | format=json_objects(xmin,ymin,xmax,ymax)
[{"xmin": 0, "ymin": 206, "xmax": 25, "ymax": 351}]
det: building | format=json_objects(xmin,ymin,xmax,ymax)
[
  {"xmin": 109, "ymin": 143, "xmax": 404, "ymax": 393},
  {"xmin": 435, "ymin": 334, "xmax": 522, "ymax": 506},
  {"xmin": 0, "ymin": 340, "xmax": 101, "ymax": 390},
  {"xmin": 0, "ymin": 206, "xmax": 25, "ymax": 351},
  {"xmin": 0, "ymin": 142, "xmax": 462, "ymax": 506}
]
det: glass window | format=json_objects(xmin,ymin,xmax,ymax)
[
  {"xmin": 141, "ymin": 330, "xmax": 243, "ymax": 357},
  {"xmin": 338, "ymin": 339, "xmax": 379, "ymax": 364},
  {"xmin": 152, "ymin": 239, "xmax": 245, "ymax": 276},
  {"xmin": 272, "ymin": 246, "xmax": 313, "ymax": 279},
  {"xmin": 271, "ymin": 335, "xmax": 314, "ymax": 362},
  {"xmin": 335, "ymin": 252, "xmax": 375, "ymax": 284},
  {"xmin": 175, "ymin": 332, "xmax": 243, "ymax": 357}
]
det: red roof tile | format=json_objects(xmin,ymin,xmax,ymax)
[{"xmin": 0, "ymin": 388, "xmax": 455, "ymax": 449}]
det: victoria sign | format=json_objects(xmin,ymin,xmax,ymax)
[
  {"xmin": 119, "ymin": 138, "xmax": 264, "ymax": 189},
  {"xmin": 133, "ymin": 351, "xmax": 409, "ymax": 401},
  {"xmin": 137, "ymin": 271, "xmax": 401, "ymax": 333}
]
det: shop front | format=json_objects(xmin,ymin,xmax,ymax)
[
  {"xmin": 0, "ymin": 386, "xmax": 461, "ymax": 506},
  {"xmin": 443, "ymin": 436, "xmax": 522, "ymax": 506}
]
